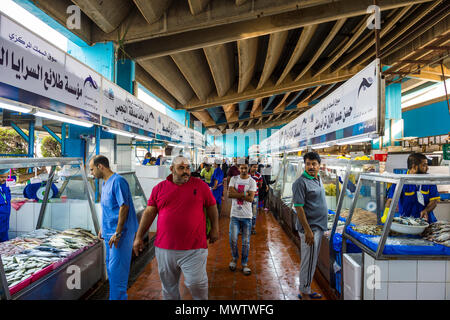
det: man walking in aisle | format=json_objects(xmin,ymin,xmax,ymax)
[
  {"xmin": 227, "ymin": 160, "xmax": 257, "ymax": 275},
  {"xmin": 89, "ymin": 155, "xmax": 138, "ymax": 300},
  {"xmin": 249, "ymin": 161, "xmax": 263, "ymax": 235},
  {"xmin": 133, "ymin": 156, "xmax": 219, "ymax": 300},
  {"xmin": 292, "ymin": 152, "xmax": 327, "ymax": 300}
]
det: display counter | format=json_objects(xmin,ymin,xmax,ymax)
[
  {"xmin": 341, "ymin": 172, "xmax": 450, "ymax": 300},
  {"xmin": 319, "ymin": 159, "xmax": 379, "ymax": 292},
  {"xmin": 0, "ymin": 158, "xmax": 103, "ymax": 300}
]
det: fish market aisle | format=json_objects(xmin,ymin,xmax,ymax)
[{"xmin": 127, "ymin": 190, "xmax": 327, "ymax": 300}]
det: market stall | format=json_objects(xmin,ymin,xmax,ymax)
[
  {"xmin": 0, "ymin": 158, "xmax": 103, "ymax": 300},
  {"xmin": 341, "ymin": 173, "xmax": 450, "ymax": 300},
  {"xmin": 58, "ymin": 170, "xmax": 154, "ymax": 285},
  {"xmin": 319, "ymin": 159, "xmax": 380, "ymax": 294}
]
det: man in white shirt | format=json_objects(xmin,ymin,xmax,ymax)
[{"xmin": 227, "ymin": 159, "xmax": 257, "ymax": 275}]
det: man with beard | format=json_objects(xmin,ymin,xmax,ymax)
[
  {"xmin": 292, "ymin": 152, "xmax": 327, "ymax": 300},
  {"xmin": 382, "ymin": 153, "xmax": 440, "ymax": 224},
  {"xmin": 133, "ymin": 156, "xmax": 219, "ymax": 300}
]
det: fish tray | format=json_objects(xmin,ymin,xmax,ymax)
[
  {"xmin": 31, "ymin": 264, "xmax": 54, "ymax": 283},
  {"xmin": 9, "ymin": 276, "xmax": 32, "ymax": 296},
  {"xmin": 391, "ymin": 222, "xmax": 429, "ymax": 235}
]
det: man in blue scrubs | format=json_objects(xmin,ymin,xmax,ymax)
[
  {"xmin": 383, "ymin": 153, "xmax": 440, "ymax": 223},
  {"xmin": 89, "ymin": 155, "xmax": 138, "ymax": 300}
]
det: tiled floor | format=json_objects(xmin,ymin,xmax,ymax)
[{"xmin": 127, "ymin": 187, "xmax": 326, "ymax": 300}]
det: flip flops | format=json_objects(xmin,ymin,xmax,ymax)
[{"xmin": 297, "ymin": 292, "xmax": 322, "ymax": 300}]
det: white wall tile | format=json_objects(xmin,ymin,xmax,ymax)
[
  {"xmin": 446, "ymin": 283, "xmax": 450, "ymax": 300},
  {"xmin": 388, "ymin": 282, "xmax": 417, "ymax": 300},
  {"xmin": 50, "ymin": 203, "xmax": 70, "ymax": 231},
  {"xmin": 363, "ymin": 281, "xmax": 374, "ymax": 300},
  {"xmin": 374, "ymin": 282, "xmax": 388, "ymax": 300},
  {"xmin": 418, "ymin": 260, "xmax": 446, "ymax": 282},
  {"xmin": 16, "ymin": 203, "xmax": 34, "ymax": 232},
  {"xmin": 417, "ymin": 282, "xmax": 446, "ymax": 300},
  {"xmin": 446, "ymin": 261, "xmax": 450, "ymax": 283},
  {"xmin": 69, "ymin": 201, "xmax": 89, "ymax": 229},
  {"xmin": 9, "ymin": 208, "xmax": 17, "ymax": 231},
  {"xmin": 389, "ymin": 260, "xmax": 417, "ymax": 282}
]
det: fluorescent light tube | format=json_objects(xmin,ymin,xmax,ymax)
[
  {"xmin": 135, "ymin": 135, "xmax": 153, "ymax": 142},
  {"xmin": 312, "ymin": 144, "xmax": 330, "ymax": 149},
  {"xmin": 336, "ymin": 137, "xmax": 373, "ymax": 145},
  {"xmin": 0, "ymin": 101, "xmax": 32, "ymax": 114},
  {"xmin": 106, "ymin": 128, "xmax": 135, "ymax": 138},
  {"xmin": 34, "ymin": 111, "xmax": 93, "ymax": 127}
]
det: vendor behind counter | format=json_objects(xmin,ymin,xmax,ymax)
[{"xmin": 382, "ymin": 153, "xmax": 440, "ymax": 224}]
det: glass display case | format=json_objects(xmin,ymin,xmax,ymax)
[
  {"xmin": 280, "ymin": 156, "xmax": 303, "ymax": 206},
  {"xmin": 339, "ymin": 173, "xmax": 450, "ymax": 300},
  {"xmin": 0, "ymin": 158, "xmax": 103, "ymax": 300},
  {"xmin": 323, "ymin": 159, "xmax": 380, "ymax": 241},
  {"xmin": 342, "ymin": 172, "xmax": 450, "ymax": 260},
  {"xmin": 59, "ymin": 171, "xmax": 148, "ymax": 221}
]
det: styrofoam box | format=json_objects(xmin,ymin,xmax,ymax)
[
  {"xmin": 343, "ymin": 253, "xmax": 362, "ymax": 300},
  {"xmin": 136, "ymin": 165, "xmax": 167, "ymax": 179}
]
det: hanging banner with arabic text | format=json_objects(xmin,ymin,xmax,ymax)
[
  {"xmin": 0, "ymin": 14, "xmax": 101, "ymax": 124},
  {"xmin": 261, "ymin": 59, "xmax": 380, "ymax": 153},
  {"xmin": 102, "ymin": 78, "xmax": 156, "ymax": 138}
]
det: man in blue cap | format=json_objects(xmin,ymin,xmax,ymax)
[{"xmin": 89, "ymin": 155, "xmax": 138, "ymax": 300}]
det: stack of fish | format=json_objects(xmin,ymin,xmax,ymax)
[
  {"xmin": 20, "ymin": 228, "xmax": 61, "ymax": 240},
  {"xmin": 422, "ymin": 221, "xmax": 450, "ymax": 247},
  {"xmin": 392, "ymin": 216, "xmax": 428, "ymax": 226},
  {"xmin": 341, "ymin": 208, "xmax": 378, "ymax": 225},
  {"xmin": 1, "ymin": 228, "xmax": 98, "ymax": 289},
  {"xmin": 352, "ymin": 224, "xmax": 385, "ymax": 236},
  {"xmin": 0, "ymin": 238, "xmax": 42, "ymax": 256},
  {"xmin": 2, "ymin": 255, "xmax": 58, "ymax": 288}
]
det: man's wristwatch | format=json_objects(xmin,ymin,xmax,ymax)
[{"xmin": 113, "ymin": 231, "xmax": 122, "ymax": 238}]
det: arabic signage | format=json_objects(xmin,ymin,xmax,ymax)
[
  {"xmin": 261, "ymin": 59, "xmax": 380, "ymax": 153},
  {"xmin": 102, "ymin": 78, "xmax": 156, "ymax": 138},
  {"xmin": 0, "ymin": 13, "xmax": 204, "ymax": 146},
  {"xmin": 1, "ymin": 15, "xmax": 64, "ymax": 66}
]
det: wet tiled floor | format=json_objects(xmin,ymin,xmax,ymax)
[{"xmin": 127, "ymin": 186, "xmax": 326, "ymax": 300}]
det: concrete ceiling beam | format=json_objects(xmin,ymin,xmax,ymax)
[
  {"xmin": 204, "ymin": 43, "xmax": 235, "ymax": 97},
  {"xmin": 171, "ymin": 50, "xmax": 215, "ymax": 101},
  {"xmin": 133, "ymin": 0, "xmax": 173, "ymax": 24},
  {"xmin": 140, "ymin": 57, "xmax": 195, "ymax": 105}
]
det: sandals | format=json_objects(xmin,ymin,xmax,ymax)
[{"xmin": 297, "ymin": 292, "xmax": 322, "ymax": 300}]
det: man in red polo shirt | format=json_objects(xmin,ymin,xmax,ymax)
[{"xmin": 133, "ymin": 156, "xmax": 219, "ymax": 300}]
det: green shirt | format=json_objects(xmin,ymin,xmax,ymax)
[{"xmin": 200, "ymin": 168, "xmax": 214, "ymax": 184}]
